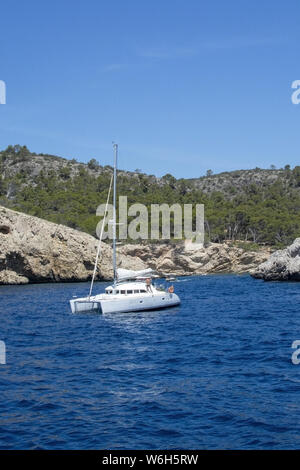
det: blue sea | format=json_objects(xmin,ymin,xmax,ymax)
[{"xmin": 1, "ymin": 274, "xmax": 300, "ymax": 450}]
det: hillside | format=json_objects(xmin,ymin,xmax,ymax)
[
  {"xmin": 1, "ymin": 144, "xmax": 300, "ymax": 246},
  {"xmin": 187, "ymin": 168, "xmax": 292, "ymax": 197}
]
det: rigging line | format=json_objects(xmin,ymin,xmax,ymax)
[{"xmin": 88, "ymin": 174, "xmax": 114, "ymax": 299}]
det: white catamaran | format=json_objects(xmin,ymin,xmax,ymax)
[{"xmin": 69, "ymin": 144, "xmax": 180, "ymax": 314}]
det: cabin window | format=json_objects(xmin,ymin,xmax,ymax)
[
  {"xmin": 116, "ymin": 290, "xmax": 120, "ymax": 294},
  {"xmin": 140, "ymin": 289, "xmax": 146, "ymax": 293},
  {"xmin": 134, "ymin": 290, "xmax": 139, "ymax": 294},
  {"xmin": 127, "ymin": 290, "xmax": 133, "ymax": 294},
  {"xmin": 121, "ymin": 290, "xmax": 126, "ymax": 294}
]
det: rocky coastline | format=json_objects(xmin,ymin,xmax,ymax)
[
  {"xmin": 251, "ymin": 238, "xmax": 300, "ymax": 281},
  {"xmin": 0, "ymin": 206, "xmax": 270, "ymax": 285}
]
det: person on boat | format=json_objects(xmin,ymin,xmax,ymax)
[{"xmin": 146, "ymin": 277, "xmax": 152, "ymax": 293}]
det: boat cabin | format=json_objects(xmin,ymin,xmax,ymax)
[{"xmin": 105, "ymin": 281, "xmax": 149, "ymax": 296}]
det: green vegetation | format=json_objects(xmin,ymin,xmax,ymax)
[
  {"xmin": 1, "ymin": 145, "xmax": 300, "ymax": 247},
  {"xmin": 231, "ymin": 241, "xmax": 261, "ymax": 252}
]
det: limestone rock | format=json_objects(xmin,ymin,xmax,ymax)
[
  {"xmin": 0, "ymin": 206, "xmax": 144, "ymax": 284},
  {"xmin": 0, "ymin": 269, "xmax": 29, "ymax": 284},
  {"xmin": 251, "ymin": 238, "xmax": 300, "ymax": 281}
]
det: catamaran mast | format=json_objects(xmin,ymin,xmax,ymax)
[{"xmin": 112, "ymin": 143, "xmax": 118, "ymax": 286}]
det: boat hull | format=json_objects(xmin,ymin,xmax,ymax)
[
  {"xmin": 69, "ymin": 299, "xmax": 102, "ymax": 314},
  {"xmin": 70, "ymin": 293, "xmax": 180, "ymax": 314}
]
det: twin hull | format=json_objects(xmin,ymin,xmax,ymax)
[{"xmin": 70, "ymin": 292, "xmax": 180, "ymax": 314}]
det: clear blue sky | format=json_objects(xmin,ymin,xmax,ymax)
[{"xmin": 0, "ymin": 0, "xmax": 299, "ymax": 178}]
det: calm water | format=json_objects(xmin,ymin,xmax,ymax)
[{"xmin": 1, "ymin": 274, "xmax": 300, "ymax": 449}]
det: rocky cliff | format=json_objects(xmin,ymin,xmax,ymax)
[
  {"xmin": 118, "ymin": 242, "xmax": 269, "ymax": 277},
  {"xmin": 0, "ymin": 206, "xmax": 269, "ymax": 285},
  {"xmin": 251, "ymin": 238, "xmax": 300, "ymax": 281},
  {"xmin": 0, "ymin": 206, "xmax": 146, "ymax": 285}
]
